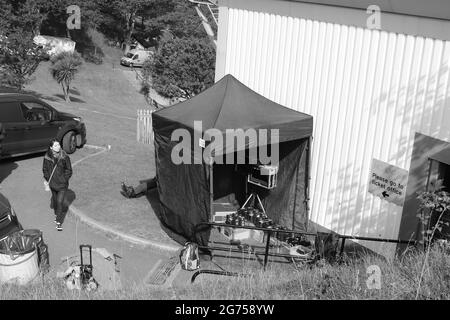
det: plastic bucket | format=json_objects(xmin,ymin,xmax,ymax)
[{"xmin": 0, "ymin": 248, "xmax": 39, "ymax": 285}]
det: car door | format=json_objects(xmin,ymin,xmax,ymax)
[
  {"xmin": 0, "ymin": 101, "xmax": 27, "ymax": 157},
  {"xmin": 20, "ymin": 101, "xmax": 59, "ymax": 151}
]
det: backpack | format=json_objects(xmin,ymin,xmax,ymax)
[{"xmin": 179, "ymin": 242, "xmax": 200, "ymax": 271}]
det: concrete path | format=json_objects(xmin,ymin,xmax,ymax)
[{"xmin": 0, "ymin": 154, "xmax": 176, "ymax": 288}]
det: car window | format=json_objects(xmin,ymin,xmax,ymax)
[
  {"xmin": 21, "ymin": 102, "xmax": 52, "ymax": 122},
  {"xmin": 0, "ymin": 102, "xmax": 24, "ymax": 122},
  {"xmin": 133, "ymin": 54, "xmax": 139, "ymax": 60},
  {"xmin": 126, "ymin": 53, "xmax": 134, "ymax": 58}
]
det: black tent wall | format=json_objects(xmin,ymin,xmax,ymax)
[
  {"xmin": 260, "ymin": 138, "xmax": 309, "ymax": 231},
  {"xmin": 154, "ymin": 136, "xmax": 310, "ymax": 245},
  {"xmin": 154, "ymin": 128, "xmax": 212, "ymax": 245}
]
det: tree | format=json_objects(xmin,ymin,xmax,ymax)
[
  {"xmin": 95, "ymin": 0, "xmax": 152, "ymax": 47},
  {"xmin": 0, "ymin": 31, "xmax": 47, "ymax": 90},
  {"xmin": 0, "ymin": 0, "xmax": 48, "ymax": 36},
  {"xmin": 0, "ymin": 0, "xmax": 52, "ymax": 90},
  {"xmin": 142, "ymin": 1, "xmax": 208, "ymax": 42},
  {"xmin": 142, "ymin": 37, "xmax": 215, "ymax": 99},
  {"xmin": 49, "ymin": 51, "xmax": 83, "ymax": 102}
]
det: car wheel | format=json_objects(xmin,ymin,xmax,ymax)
[
  {"xmin": 62, "ymin": 131, "xmax": 77, "ymax": 154},
  {"xmin": 130, "ymin": 62, "xmax": 134, "ymax": 68}
]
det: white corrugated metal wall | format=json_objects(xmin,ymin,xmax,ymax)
[{"xmin": 217, "ymin": 5, "xmax": 450, "ymax": 257}]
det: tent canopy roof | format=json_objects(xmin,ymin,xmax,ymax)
[{"xmin": 153, "ymin": 74, "xmax": 313, "ymax": 143}]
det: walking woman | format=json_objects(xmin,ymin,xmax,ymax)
[{"xmin": 43, "ymin": 139, "xmax": 72, "ymax": 231}]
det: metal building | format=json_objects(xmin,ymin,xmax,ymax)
[{"xmin": 214, "ymin": 0, "xmax": 450, "ymax": 257}]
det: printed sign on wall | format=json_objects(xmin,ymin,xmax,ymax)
[{"xmin": 368, "ymin": 159, "xmax": 409, "ymax": 207}]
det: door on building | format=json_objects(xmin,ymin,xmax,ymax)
[{"xmin": 427, "ymin": 147, "xmax": 450, "ymax": 241}]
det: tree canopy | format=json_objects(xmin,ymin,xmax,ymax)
[
  {"xmin": 143, "ymin": 37, "xmax": 215, "ymax": 99},
  {"xmin": 0, "ymin": 0, "xmax": 55, "ymax": 89},
  {"xmin": 142, "ymin": 1, "xmax": 207, "ymax": 40}
]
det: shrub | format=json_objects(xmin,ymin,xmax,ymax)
[{"xmin": 49, "ymin": 51, "xmax": 83, "ymax": 102}]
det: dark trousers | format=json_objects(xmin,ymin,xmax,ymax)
[
  {"xmin": 135, "ymin": 177, "xmax": 157, "ymax": 195},
  {"xmin": 51, "ymin": 188, "xmax": 67, "ymax": 224}
]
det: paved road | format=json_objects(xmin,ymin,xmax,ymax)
[{"xmin": 0, "ymin": 154, "xmax": 172, "ymax": 288}]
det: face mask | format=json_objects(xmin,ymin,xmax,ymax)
[{"xmin": 51, "ymin": 144, "xmax": 61, "ymax": 153}]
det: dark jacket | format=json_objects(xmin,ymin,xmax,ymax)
[{"xmin": 42, "ymin": 149, "xmax": 72, "ymax": 191}]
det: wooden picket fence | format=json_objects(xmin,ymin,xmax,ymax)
[{"xmin": 137, "ymin": 109, "xmax": 154, "ymax": 144}]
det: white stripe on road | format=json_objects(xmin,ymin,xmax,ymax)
[{"xmin": 72, "ymin": 144, "xmax": 110, "ymax": 167}]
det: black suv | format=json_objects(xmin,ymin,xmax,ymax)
[{"xmin": 0, "ymin": 93, "xmax": 86, "ymax": 158}]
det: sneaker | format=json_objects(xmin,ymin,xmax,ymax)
[
  {"xmin": 121, "ymin": 182, "xmax": 136, "ymax": 198},
  {"xmin": 56, "ymin": 223, "xmax": 63, "ymax": 231}
]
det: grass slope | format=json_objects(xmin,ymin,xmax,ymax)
[{"xmin": 1, "ymin": 246, "xmax": 449, "ymax": 300}]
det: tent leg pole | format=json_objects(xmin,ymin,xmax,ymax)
[
  {"xmin": 306, "ymin": 137, "xmax": 312, "ymax": 231},
  {"xmin": 340, "ymin": 238, "xmax": 346, "ymax": 255},
  {"xmin": 264, "ymin": 231, "xmax": 271, "ymax": 271}
]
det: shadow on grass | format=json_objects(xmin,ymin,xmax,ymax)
[
  {"xmin": 68, "ymin": 88, "xmax": 81, "ymax": 96},
  {"xmin": 54, "ymin": 94, "xmax": 86, "ymax": 104},
  {"xmin": 0, "ymin": 87, "xmax": 61, "ymax": 103},
  {"xmin": 1, "ymin": 152, "xmax": 46, "ymax": 165},
  {"xmin": 0, "ymin": 160, "xmax": 18, "ymax": 184},
  {"xmin": 23, "ymin": 88, "xmax": 85, "ymax": 104}
]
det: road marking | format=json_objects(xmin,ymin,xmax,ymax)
[{"xmin": 72, "ymin": 144, "xmax": 109, "ymax": 166}]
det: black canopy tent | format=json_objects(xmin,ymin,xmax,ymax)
[{"xmin": 152, "ymin": 74, "xmax": 313, "ymax": 245}]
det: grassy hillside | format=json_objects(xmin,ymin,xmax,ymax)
[{"xmin": 1, "ymin": 245, "xmax": 449, "ymax": 300}]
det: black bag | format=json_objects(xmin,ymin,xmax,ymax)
[{"xmin": 19, "ymin": 229, "xmax": 50, "ymax": 273}]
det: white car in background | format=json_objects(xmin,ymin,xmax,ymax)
[
  {"xmin": 120, "ymin": 49, "xmax": 153, "ymax": 68},
  {"xmin": 33, "ymin": 35, "xmax": 75, "ymax": 57}
]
